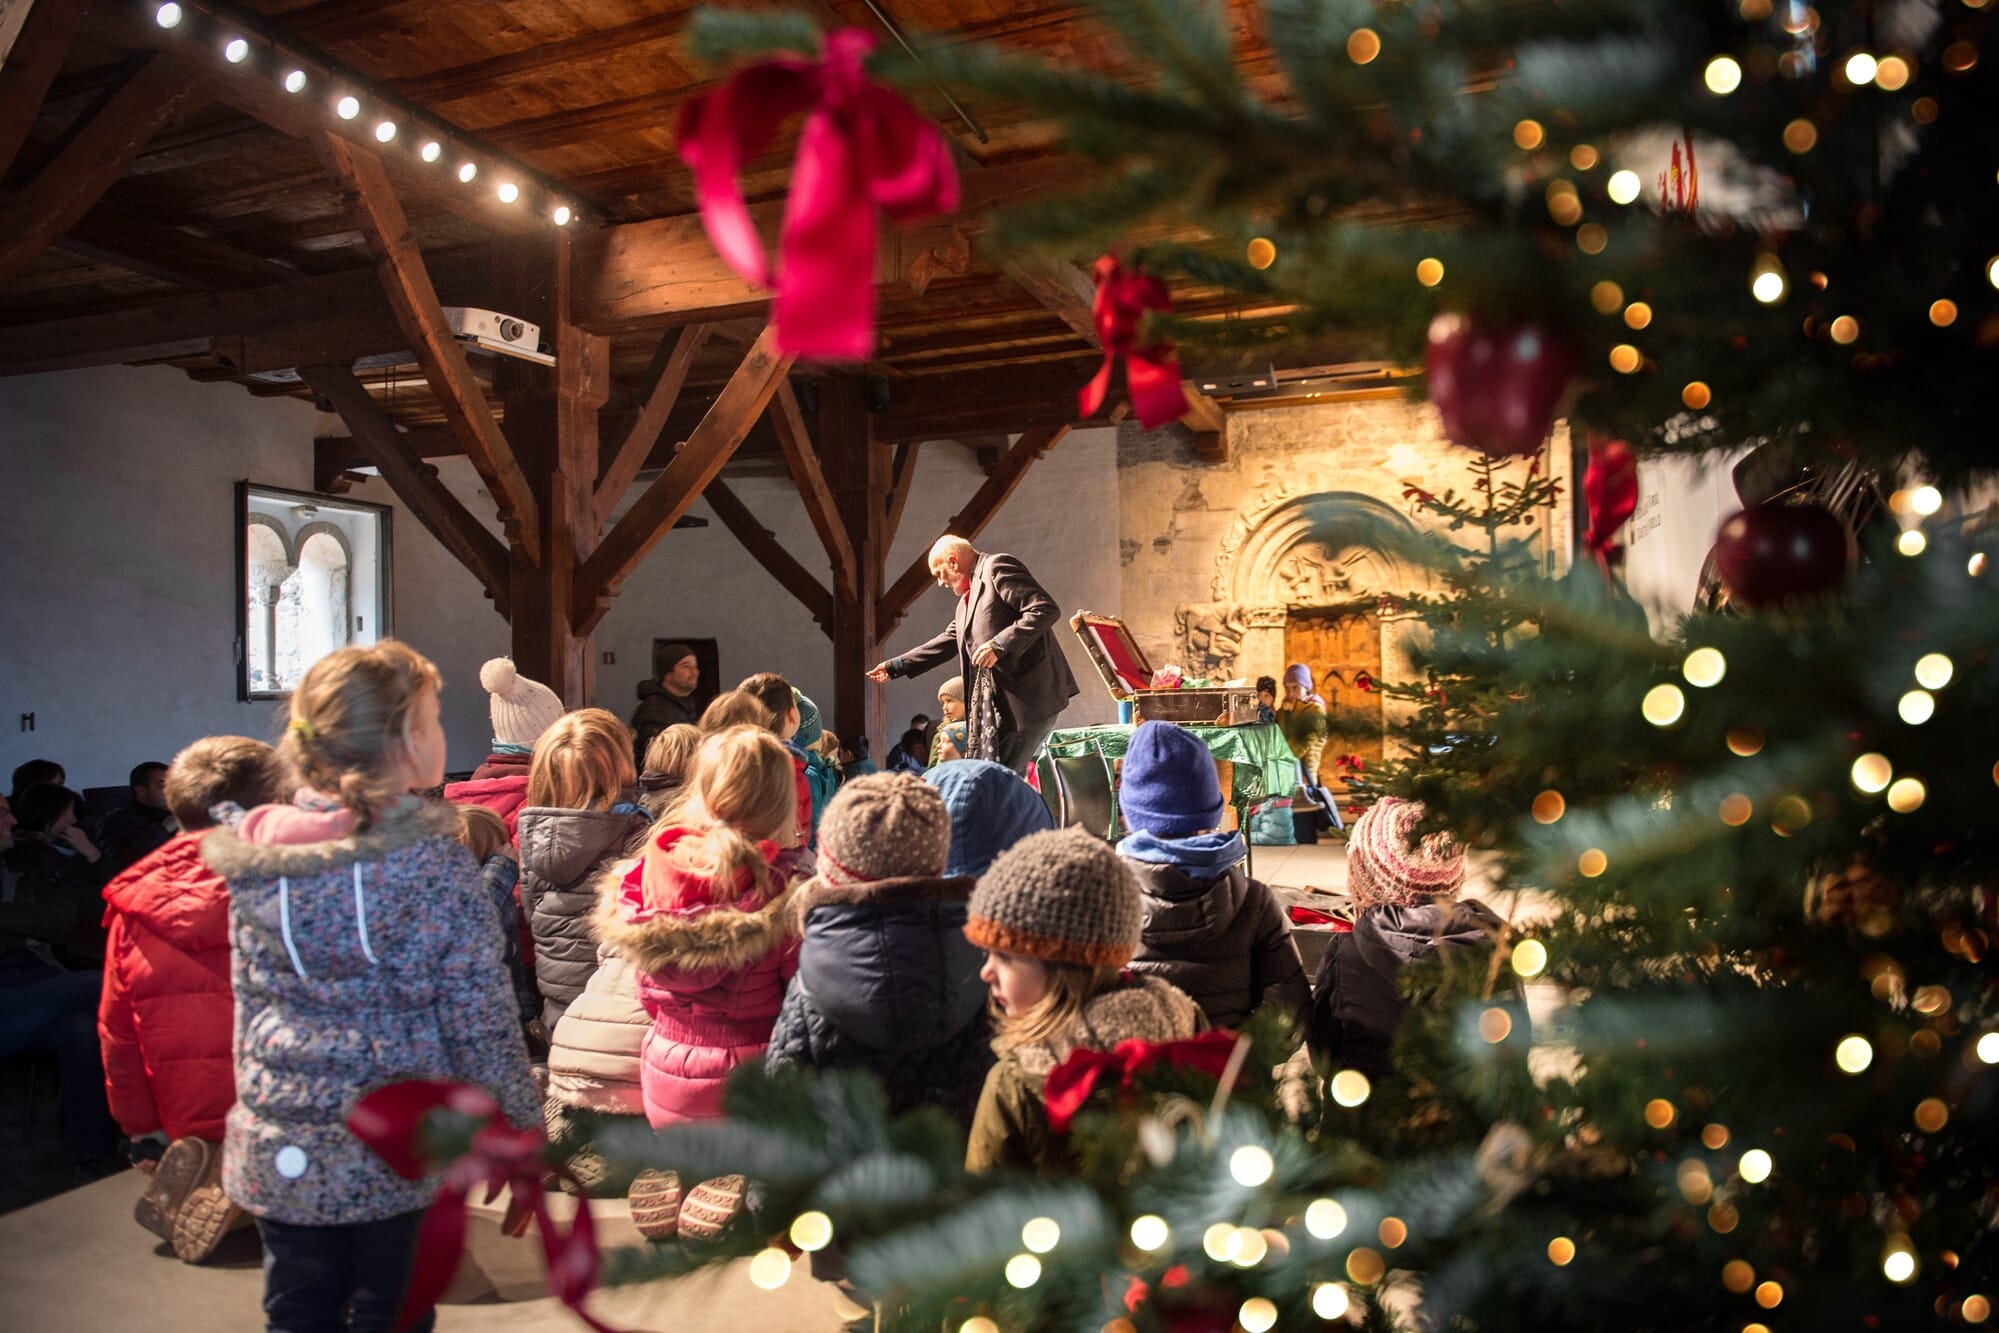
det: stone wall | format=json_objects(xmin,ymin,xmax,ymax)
[{"xmin": 1117, "ymin": 394, "xmax": 1574, "ymax": 718}]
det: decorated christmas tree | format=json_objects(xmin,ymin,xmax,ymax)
[{"xmin": 384, "ymin": 4, "xmax": 1997, "ymax": 1329}]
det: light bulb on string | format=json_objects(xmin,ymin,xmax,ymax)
[
  {"xmin": 789, "ymin": 1211, "xmax": 833, "ymax": 1252},
  {"xmin": 747, "ymin": 1247, "xmax": 791, "ymax": 1290},
  {"xmin": 1898, "ymin": 690, "xmax": 1935, "ymax": 725},
  {"xmin": 225, "ymin": 38, "xmax": 250, "ymax": 64},
  {"xmin": 457, "ymin": 161, "xmax": 478, "ymax": 183},
  {"xmin": 1898, "ymin": 529, "xmax": 1928, "ymax": 557},
  {"xmin": 1129, "ymin": 1215, "xmax": 1170, "ymax": 1251},
  {"xmin": 374, "ymin": 120, "xmax": 397, "ymax": 143},
  {"xmin": 1229, "ymin": 1145, "xmax": 1275, "ymax": 1187},
  {"xmin": 1835, "ymin": 1034, "xmax": 1874, "ymax": 1073},
  {"xmin": 497, "ymin": 181, "xmax": 520, "ymax": 204},
  {"xmin": 155, "ymin": 3, "xmax": 183, "ymax": 28},
  {"xmin": 336, "ymin": 95, "xmax": 361, "ymax": 121},
  {"xmin": 1305, "ymin": 1198, "xmax": 1348, "ymax": 1239},
  {"xmin": 1313, "ymin": 1284, "xmax": 1351, "ymax": 1320},
  {"xmin": 553, "ymin": 204, "xmax": 572, "ymax": 226},
  {"xmin": 1738, "ymin": 1149, "xmax": 1773, "ymax": 1183},
  {"xmin": 1682, "ymin": 647, "xmax": 1726, "ymax": 687},
  {"xmin": 1914, "ymin": 653, "xmax": 1953, "ymax": 689},
  {"xmin": 1850, "ymin": 754, "xmax": 1892, "ymax": 794},
  {"xmin": 420, "ymin": 141, "xmax": 441, "ymax": 163},
  {"xmin": 1607, "ymin": 170, "xmax": 1641, "ymax": 204},
  {"xmin": 1705, "ymin": 56, "xmax": 1743, "ymax": 94},
  {"xmin": 1750, "ymin": 255, "xmax": 1788, "ymax": 304},
  {"xmin": 1021, "ymin": 1217, "xmax": 1060, "ymax": 1254},
  {"xmin": 1910, "ymin": 485, "xmax": 1943, "ymax": 515},
  {"xmin": 284, "ymin": 69, "xmax": 307, "ymax": 94},
  {"xmin": 1844, "ymin": 51, "xmax": 1878, "ymax": 84}
]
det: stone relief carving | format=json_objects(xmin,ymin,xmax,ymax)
[
  {"xmin": 1174, "ymin": 603, "xmax": 1248, "ymax": 677},
  {"xmin": 1276, "ymin": 543, "xmax": 1376, "ymax": 605}
]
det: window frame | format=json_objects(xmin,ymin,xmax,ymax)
[{"xmin": 234, "ymin": 481, "xmax": 395, "ymax": 702}]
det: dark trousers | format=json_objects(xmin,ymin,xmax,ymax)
[
  {"xmin": 993, "ymin": 712, "xmax": 1062, "ymax": 776},
  {"xmin": 0, "ymin": 966, "xmax": 116, "ymax": 1165},
  {"xmin": 256, "ymin": 1210, "xmax": 434, "ymax": 1333}
]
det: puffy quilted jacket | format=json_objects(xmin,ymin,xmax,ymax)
[
  {"xmin": 201, "ymin": 795, "xmax": 537, "ymax": 1226},
  {"xmin": 547, "ymin": 874, "xmax": 649, "ymax": 1117},
  {"xmin": 517, "ymin": 805, "xmax": 649, "ymax": 1030},
  {"xmin": 443, "ymin": 767, "xmax": 530, "ymax": 838},
  {"xmin": 596, "ymin": 829, "xmax": 799, "ymax": 1127},
  {"xmin": 97, "ymin": 832, "xmax": 235, "ymax": 1141},
  {"xmin": 1307, "ymin": 899, "xmax": 1505, "ymax": 1078},
  {"xmin": 764, "ymin": 874, "xmax": 993, "ymax": 1128},
  {"xmin": 1122, "ymin": 841, "xmax": 1311, "ymax": 1034}
]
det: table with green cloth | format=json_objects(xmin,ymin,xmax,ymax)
[{"xmin": 1042, "ymin": 722, "xmax": 1298, "ymax": 842}]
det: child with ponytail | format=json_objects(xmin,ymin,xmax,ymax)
[{"xmin": 201, "ymin": 642, "xmax": 537, "ymax": 1332}]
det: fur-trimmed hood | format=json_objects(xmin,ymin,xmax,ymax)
[
  {"xmin": 594, "ymin": 859, "xmax": 799, "ymax": 980},
  {"xmin": 201, "ymin": 797, "xmax": 460, "ymax": 880},
  {"xmin": 1012, "ymin": 974, "xmax": 1204, "ymax": 1078}
]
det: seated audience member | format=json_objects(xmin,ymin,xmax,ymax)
[
  {"xmin": 7, "ymin": 783, "xmax": 109, "ymax": 957},
  {"xmin": 101, "ymin": 736, "xmax": 285, "ymax": 1261},
  {"xmin": 1255, "ymin": 676, "xmax": 1279, "ymax": 726},
  {"xmin": 444, "ymin": 658, "xmax": 567, "ymax": 837},
  {"xmin": 518, "ymin": 710, "xmax": 651, "ymax": 1032},
  {"xmin": 8, "ymin": 758, "xmax": 65, "ymax": 806},
  {"xmin": 0, "ymin": 792, "xmax": 117, "ymax": 1177},
  {"xmin": 456, "ymin": 805, "xmax": 540, "ymax": 1042},
  {"xmin": 1116, "ymin": 722, "xmax": 1309, "ymax": 1032},
  {"xmin": 929, "ymin": 677, "xmax": 969, "ymax": 765},
  {"xmin": 839, "ymin": 737, "xmax": 878, "ymax": 781},
  {"xmin": 92, "ymin": 761, "xmax": 175, "ymax": 876},
  {"xmin": 1306, "ymin": 797, "xmax": 1502, "ymax": 1080},
  {"xmin": 738, "ymin": 673, "xmax": 835, "ymax": 844},
  {"xmin": 766, "ymin": 774, "xmax": 993, "ymax": 1127},
  {"xmin": 923, "ymin": 759, "xmax": 1055, "ymax": 879},
  {"xmin": 885, "ymin": 728, "xmax": 930, "ymax": 776},
  {"xmin": 637, "ymin": 723, "xmax": 702, "ymax": 819},
  {"xmin": 963, "ymin": 829, "xmax": 1202, "ymax": 1174},
  {"xmin": 699, "ymin": 689, "xmax": 773, "ymax": 734}
]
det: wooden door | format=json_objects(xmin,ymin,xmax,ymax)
[{"xmin": 1282, "ymin": 609, "xmax": 1384, "ymax": 790}]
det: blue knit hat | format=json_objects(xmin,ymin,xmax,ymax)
[
  {"xmin": 792, "ymin": 688, "xmax": 823, "ymax": 748},
  {"xmin": 1118, "ymin": 721, "xmax": 1224, "ymax": 837},
  {"xmin": 924, "ymin": 759, "xmax": 1054, "ymax": 878}
]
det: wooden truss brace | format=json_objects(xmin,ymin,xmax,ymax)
[
  {"xmin": 298, "ymin": 364, "xmax": 510, "ymax": 616},
  {"xmin": 594, "ymin": 322, "xmax": 712, "ymax": 529},
  {"xmin": 703, "ymin": 479, "xmax": 835, "ymax": 632},
  {"xmin": 0, "ymin": 0, "xmax": 100, "ymax": 179},
  {"xmin": 767, "ymin": 381, "xmax": 860, "ymax": 601},
  {"xmin": 573, "ymin": 322, "xmax": 794, "ymax": 633},
  {"xmin": 882, "ymin": 442, "xmax": 922, "ymax": 559},
  {"xmin": 318, "ymin": 132, "xmax": 543, "ymax": 564},
  {"xmin": 877, "ymin": 423, "xmax": 1071, "ymax": 636},
  {"xmin": 0, "ymin": 53, "xmax": 212, "ymax": 289}
]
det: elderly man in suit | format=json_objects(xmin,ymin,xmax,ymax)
[{"xmin": 868, "ymin": 536, "xmax": 1079, "ymax": 773}]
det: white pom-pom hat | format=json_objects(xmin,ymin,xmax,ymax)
[{"xmin": 478, "ymin": 657, "xmax": 564, "ymax": 747}]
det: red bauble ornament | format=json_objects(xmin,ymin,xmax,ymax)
[
  {"xmin": 1713, "ymin": 503, "xmax": 1853, "ymax": 608},
  {"xmin": 1425, "ymin": 313, "xmax": 1577, "ymax": 457}
]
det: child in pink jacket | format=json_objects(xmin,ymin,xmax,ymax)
[{"xmin": 597, "ymin": 724, "xmax": 803, "ymax": 1128}]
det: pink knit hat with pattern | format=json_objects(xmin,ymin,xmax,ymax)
[{"xmin": 1345, "ymin": 797, "xmax": 1466, "ymax": 910}]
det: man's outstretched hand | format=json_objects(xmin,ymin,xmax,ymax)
[{"xmin": 866, "ymin": 662, "xmax": 892, "ymax": 683}]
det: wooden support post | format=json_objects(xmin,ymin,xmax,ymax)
[
  {"xmin": 298, "ymin": 364, "xmax": 510, "ymax": 616},
  {"xmin": 0, "ymin": 54, "xmax": 212, "ymax": 288},
  {"xmin": 704, "ymin": 480, "xmax": 835, "ymax": 631},
  {"xmin": 821, "ymin": 376, "xmax": 888, "ymax": 754},
  {"xmin": 573, "ymin": 324, "xmax": 793, "ymax": 633},
  {"xmin": 768, "ymin": 380, "xmax": 859, "ymax": 601},
  {"xmin": 319, "ymin": 132, "xmax": 543, "ymax": 563},
  {"xmin": 877, "ymin": 423, "xmax": 1070, "ymax": 636}
]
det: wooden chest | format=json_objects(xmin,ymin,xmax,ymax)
[{"xmin": 1070, "ymin": 611, "xmax": 1260, "ymax": 727}]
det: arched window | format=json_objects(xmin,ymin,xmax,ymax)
[
  {"xmin": 239, "ymin": 485, "xmax": 392, "ymax": 699},
  {"xmin": 245, "ymin": 520, "xmax": 293, "ymax": 694}
]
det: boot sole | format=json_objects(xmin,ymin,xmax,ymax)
[
  {"xmin": 170, "ymin": 1145, "xmax": 244, "ymax": 1264},
  {"xmin": 133, "ymin": 1138, "xmax": 210, "ymax": 1244}
]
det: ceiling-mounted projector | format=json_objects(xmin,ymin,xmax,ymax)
[{"xmin": 244, "ymin": 305, "xmax": 553, "ymax": 385}]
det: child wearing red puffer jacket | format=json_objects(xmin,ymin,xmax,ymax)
[
  {"xmin": 595, "ymin": 724, "xmax": 803, "ymax": 1240},
  {"xmin": 98, "ymin": 734, "xmax": 286, "ymax": 1262}
]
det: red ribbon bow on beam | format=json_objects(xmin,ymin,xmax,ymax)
[
  {"xmin": 1042, "ymin": 1028, "xmax": 1241, "ymax": 1133},
  {"xmin": 1079, "ymin": 255, "xmax": 1192, "ymax": 431},
  {"xmin": 676, "ymin": 29, "xmax": 960, "ymax": 361},
  {"xmin": 1583, "ymin": 436, "xmax": 1639, "ymax": 573},
  {"xmin": 347, "ymin": 1080, "xmax": 623, "ymax": 1333}
]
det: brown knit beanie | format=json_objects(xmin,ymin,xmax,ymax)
[
  {"xmin": 1346, "ymin": 797, "xmax": 1467, "ymax": 911},
  {"xmin": 965, "ymin": 827, "xmax": 1142, "ymax": 968},
  {"xmin": 817, "ymin": 772, "xmax": 952, "ymax": 888}
]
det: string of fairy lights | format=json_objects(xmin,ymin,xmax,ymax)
[{"xmin": 143, "ymin": 0, "xmax": 583, "ymax": 229}]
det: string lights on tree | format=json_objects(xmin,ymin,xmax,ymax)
[{"xmin": 143, "ymin": 0, "xmax": 582, "ymax": 229}]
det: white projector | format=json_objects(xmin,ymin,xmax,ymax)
[{"xmin": 443, "ymin": 307, "xmax": 553, "ymax": 365}]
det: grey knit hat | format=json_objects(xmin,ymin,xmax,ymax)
[
  {"xmin": 965, "ymin": 827, "xmax": 1143, "ymax": 968},
  {"xmin": 817, "ymin": 772, "xmax": 952, "ymax": 888}
]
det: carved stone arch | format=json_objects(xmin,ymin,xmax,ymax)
[
  {"xmin": 292, "ymin": 520, "xmax": 353, "ymax": 565},
  {"xmin": 1224, "ymin": 491, "xmax": 1427, "ymax": 606},
  {"xmin": 246, "ymin": 512, "xmax": 296, "ymax": 567}
]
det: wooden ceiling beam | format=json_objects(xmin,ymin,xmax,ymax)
[
  {"xmin": 391, "ymin": 12, "xmax": 686, "ymax": 104},
  {"xmin": 0, "ymin": 0, "xmax": 100, "ymax": 179},
  {"xmin": 0, "ymin": 54, "xmax": 213, "ymax": 290},
  {"xmin": 59, "ymin": 205, "xmax": 298, "ymax": 289},
  {"xmin": 594, "ymin": 321, "xmax": 711, "ymax": 530},
  {"xmin": 703, "ymin": 478, "xmax": 834, "ymax": 633},
  {"xmin": 768, "ymin": 380, "xmax": 859, "ymax": 602},
  {"xmin": 299, "ymin": 363, "xmax": 510, "ymax": 616},
  {"xmin": 575, "ymin": 323, "xmax": 794, "ymax": 633},
  {"xmin": 321, "ymin": 131, "xmax": 542, "ymax": 564},
  {"xmin": 878, "ymin": 423, "xmax": 1071, "ymax": 634},
  {"xmin": 994, "ymin": 256, "xmax": 1099, "ymax": 345}
]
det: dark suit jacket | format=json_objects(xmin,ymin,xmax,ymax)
[{"xmin": 889, "ymin": 553, "xmax": 1079, "ymax": 728}]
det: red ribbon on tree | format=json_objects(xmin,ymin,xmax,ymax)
[
  {"xmin": 1042, "ymin": 1029, "xmax": 1241, "ymax": 1132},
  {"xmin": 1078, "ymin": 255, "xmax": 1192, "ymax": 430},
  {"xmin": 676, "ymin": 29, "xmax": 959, "ymax": 361},
  {"xmin": 1583, "ymin": 437, "xmax": 1640, "ymax": 572},
  {"xmin": 347, "ymin": 1081, "xmax": 622, "ymax": 1333}
]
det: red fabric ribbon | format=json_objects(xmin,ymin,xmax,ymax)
[
  {"xmin": 1078, "ymin": 255, "xmax": 1192, "ymax": 430},
  {"xmin": 347, "ymin": 1081, "xmax": 622, "ymax": 1333},
  {"xmin": 676, "ymin": 29, "xmax": 959, "ymax": 361},
  {"xmin": 1583, "ymin": 437, "xmax": 1640, "ymax": 572},
  {"xmin": 1042, "ymin": 1029, "xmax": 1241, "ymax": 1133}
]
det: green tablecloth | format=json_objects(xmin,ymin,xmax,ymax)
[{"xmin": 1043, "ymin": 722, "xmax": 1298, "ymax": 818}]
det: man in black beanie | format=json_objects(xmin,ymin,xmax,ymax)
[{"xmin": 631, "ymin": 643, "xmax": 702, "ymax": 767}]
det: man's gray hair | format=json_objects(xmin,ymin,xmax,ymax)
[{"xmin": 928, "ymin": 534, "xmax": 976, "ymax": 568}]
